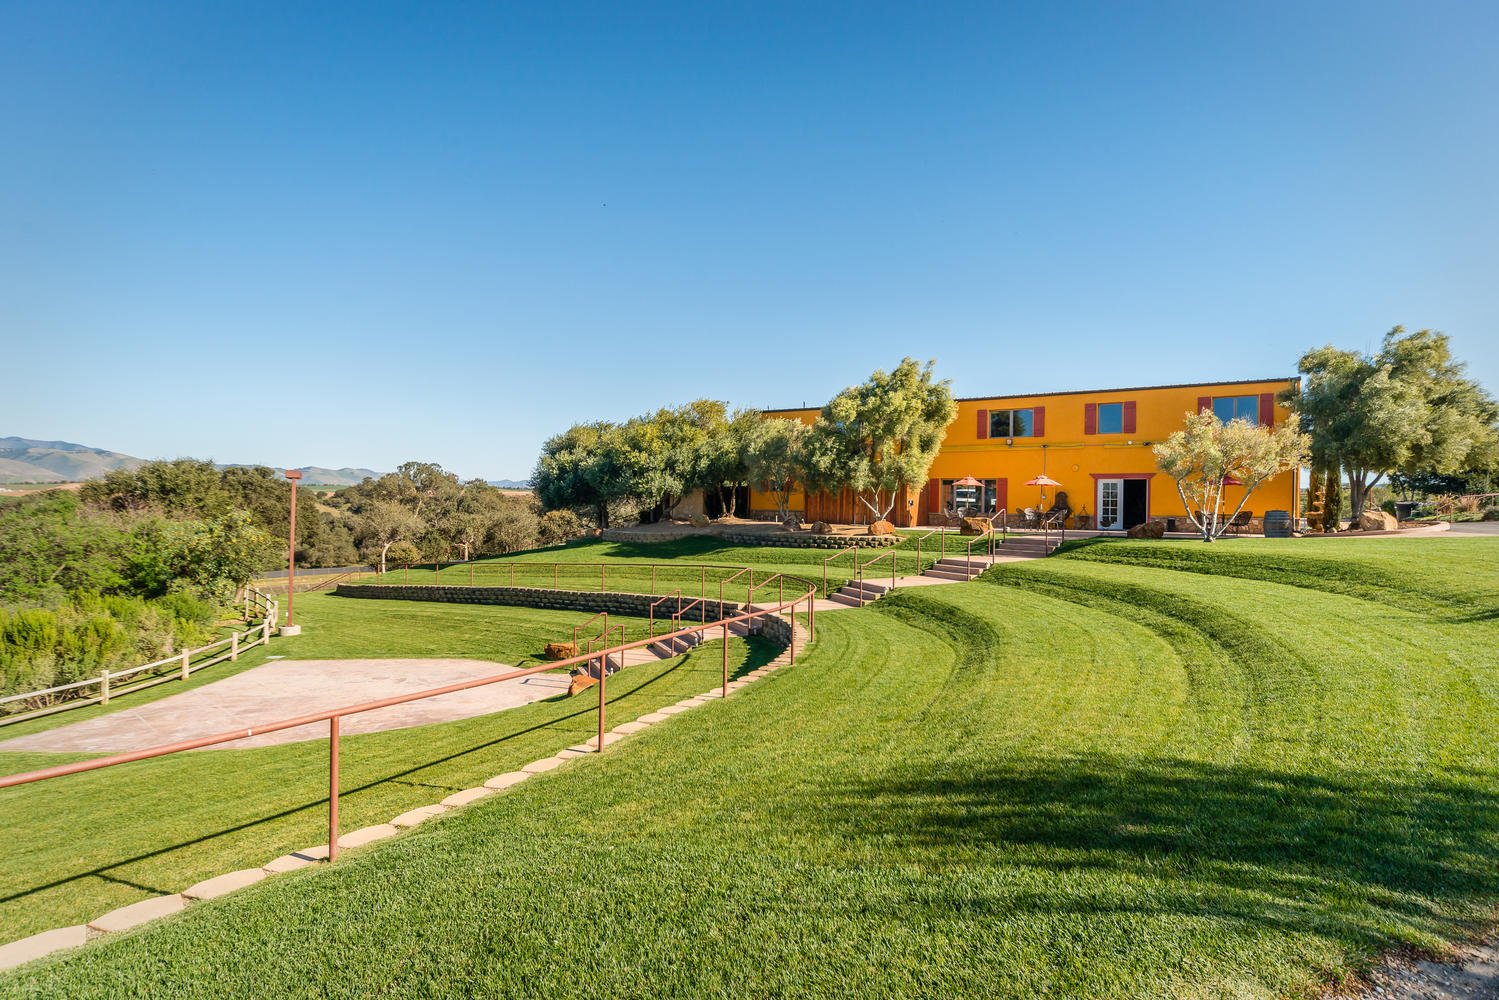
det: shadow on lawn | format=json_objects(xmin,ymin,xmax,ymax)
[
  {"xmin": 0, "ymin": 640, "xmax": 776, "ymax": 909},
  {"xmin": 807, "ymin": 753, "xmax": 1499, "ymax": 944}
]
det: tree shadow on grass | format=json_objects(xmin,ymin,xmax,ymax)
[{"xmin": 803, "ymin": 752, "xmax": 1499, "ymax": 949}]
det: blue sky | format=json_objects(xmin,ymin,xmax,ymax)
[{"xmin": 3, "ymin": 2, "xmax": 1495, "ymax": 480}]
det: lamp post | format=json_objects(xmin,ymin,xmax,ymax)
[{"xmin": 283, "ymin": 469, "xmax": 303, "ymax": 636}]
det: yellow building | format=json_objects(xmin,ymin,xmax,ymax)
[{"xmin": 749, "ymin": 377, "xmax": 1301, "ymax": 532}]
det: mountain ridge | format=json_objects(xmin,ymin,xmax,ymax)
[{"xmin": 0, "ymin": 437, "xmax": 381, "ymax": 486}]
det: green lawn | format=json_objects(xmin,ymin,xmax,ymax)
[
  {"xmin": 2, "ymin": 537, "xmax": 1497, "ymax": 998},
  {"xmin": 354, "ymin": 533, "xmax": 955, "ymax": 598},
  {"xmin": 0, "ymin": 591, "xmax": 774, "ymax": 941},
  {"xmin": 0, "ymin": 595, "xmax": 662, "ymax": 742}
]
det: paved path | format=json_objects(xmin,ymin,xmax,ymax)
[{"xmin": 0, "ymin": 659, "xmax": 569, "ymax": 754}]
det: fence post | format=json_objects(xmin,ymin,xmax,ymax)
[
  {"xmin": 100, "ymin": 670, "xmax": 110, "ymax": 706},
  {"xmin": 180, "ymin": 651, "xmax": 190, "ymax": 681},
  {"xmin": 263, "ymin": 616, "xmax": 271, "ymax": 643},
  {"xmin": 554, "ymin": 565, "xmax": 559, "ymax": 591},
  {"xmin": 231, "ymin": 631, "xmax": 239, "ymax": 662},
  {"xmin": 328, "ymin": 717, "xmax": 341, "ymax": 862},
  {"xmin": 790, "ymin": 600, "xmax": 797, "ymax": 664},
  {"xmin": 601, "ymin": 565, "xmax": 606, "ymax": 593},
  {"xmin": 722, "ymin": 620, "xmax": 729, "ymax": 698}
]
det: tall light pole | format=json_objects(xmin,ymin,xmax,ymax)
[{"xmin": 283, "ymin": 469, "xmax": 303, "ymax": 635}]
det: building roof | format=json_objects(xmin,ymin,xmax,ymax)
[{"xmin": 761, "ymin": 376, "xmax": 1301, "ymax": 414}]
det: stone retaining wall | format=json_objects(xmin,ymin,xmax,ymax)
[
  {"xmin": 336, "ymin": 584, "xmax": 744, "ymax": 620},
  {"xmin": 715, "ymin": 531, "xmax": 897, "ymax": 549}
]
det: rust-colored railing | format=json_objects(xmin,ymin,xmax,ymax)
[
  {"xmin": 671, "ymin": 597, "xmax": 708, "ymax": 632},
  {"xmin": 0, "ymin": 585, "xmax": 816, "ymax": 865},
  {"xmin": 856, "ymin": 548, "xmax": 898, "ymax": 604},
  {"xmin": 822, "ymin": 546, "xmax": 857, "ymax": 598},
  {"xmin": 648, "ymin": 590, "xmax": 682, "ymax": 637},
  {"xmin": 571, "ymin": 611, "xmax": 609, "ymax": 647},
  {"xmin": 746, "ymin": 573, "xmax": 815, "ymax": 642},
  {"xmin": 717, "ymin": 567, "xmax": 750, "ymax": 619}
]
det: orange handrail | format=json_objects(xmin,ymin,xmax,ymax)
[
  {"xmin": 822, "ymin": 546, "xmax": 857, "ymax": 597},
  {"xmin": 717, "ymin": 567, "xmax": 750, "ymax": 619},
  {"xmin": 0, "ymin": 585, "xmax": 818, "ymax": 868},
  {"xmin": 571, "ymin": 611, "xmax": 608, "ymax": 646},
  {"xmin": 857, "ymin": 548, "xmax": 898, "ymax": 602},
  {"xmin": 648, "ymin": 590, "xmax": 682, "ymax": 637}
]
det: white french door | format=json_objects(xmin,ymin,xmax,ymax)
[{"xmin": 1098, "ymin": 480, "xmax": 1123, "ymax": 530}]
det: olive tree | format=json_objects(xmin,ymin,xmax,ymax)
[
  {"xmin": 806, "ymin": 358, "xmax": 956, "ymax": 523},
  {"xmin": 1154, "ymin": 410, "xmax": 1308, "ymax": 541},
  {"xmin": 744, "ymin": 417, "xmax": 810, "ymax": 523}
]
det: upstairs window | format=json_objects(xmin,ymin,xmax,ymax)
[
  {"xmin": 990, "ymin": 408, "xmax": 1035, "ymax": 438},
  {"xmin": 1212, "ymin": 395, "xmax": 1260, "ymax": 424},
  {"xmin": 1097, "ymin": 402, "xmax": 1123, "ymax": 434}
]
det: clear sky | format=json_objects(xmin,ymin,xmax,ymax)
[{"xmin": 3, "ymin": 2, "xmax": 1495, "ymax": 480}]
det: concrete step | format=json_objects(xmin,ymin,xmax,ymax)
[
  {"xmin": 828, "ymin": 592, "xmax": 865, "ymax": 608},
  {"xmin": 843, "ymin": 580, "xmax": 890, "ymax": 596},
  {"xmin": 925, "ymin": 567, "xmax": 979, "ymax": 581}
]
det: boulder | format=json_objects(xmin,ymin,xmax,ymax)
[
  {"xmin": 959, "ymin": 516, "xmax": 992, "ymax": 536},
  {"xmin": 1127, "ymin": 520, "xmax": 1166, "ymax": 539},
  {"xmin": 868, "ymin": 520, "xmax": 895, "ymax": 536},
  {"xmin": 568, "ymin": 673, "xmax": 599, "ymax": 697},
  {"xmin": 812, "ymin": 521, "xmax": 832, "ymax": 534},
  {"xmin": 689, "ymin": 513, "xmax": 711, "ymax": 528},
  {"xmin": 1358, "ymin": 510, "xmax": 1398, "ymax": 532},
  {"xmin": 543, "ymin": 641, "xmax": 578, "ymax": 661}
]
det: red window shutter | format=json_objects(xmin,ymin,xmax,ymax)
[
  {"xmin": 995, "ymin": 479, "xmax": 1008, "ymax": 514},
  {"xmin": 1032, "ymin": 407, "xmax": 1045, "ymax": 437},
  {"xmin": 1197, "ymin": 395, "xmax": 1212, "ymax": 414},
  {"xmin": 1122, "ymin": 400, "xmax": 1137, "ymax": 434},
  {"xmin": 928, "ymin": 479, "xmax": 940, "ymax": 509},
  {"xmin": 1259, "ymin": 393, "xmax": 1275, "ymax": 427},
  {"xmin": 977, "ymin": 409, "xmax": 989, "ymax": 439},
  {"xmin": 1084, "ymin": 403, "xmax": 1097, "ymax": 435}
]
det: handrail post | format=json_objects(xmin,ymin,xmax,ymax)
[
  {"xmin": 601, "ymin": 565, "xmax": 606, "ymax": 593},
  {"xmin": 651, "ymin": 565, "xmax": 657, "ymax": 595},
  {"xmin": 554, "ymin": 564, "xmax": 559, "ymax": 591},
  {"xmin": 700, "ymin": 565, "xmax": 706, "ymax": 598},
  {"xmin": 328, "ymin": 716, "xmax": 340, "ymax": 862},
  {"xmin": 597, "ymin": 651, "xmax": 607, "ymax": 751},
  {"xmin": 722, "ymin": 620, "xmax": 729, "ymax": 697},
  {"xmin": 180, "ymin": 651, "xmax": 190, "ymax": 682},
  {"xmin": 790, "ymin": 600, "xmax": 797, "ymax": 664},
  {"xmin": 231, "ymin": 631, "xmax": 239, "ymax": 662},
  {"xmin": 100, "ymin": 670, "xmax": 110, "ymax": 706}
]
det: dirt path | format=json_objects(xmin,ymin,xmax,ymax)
[
  {"xmin": 1333, "ymin": 939, "xmax": 1499, "ymax": 1000},
  {"xmin": 0, "ymin": 659, "xmax": 569, "ymax": 752}
]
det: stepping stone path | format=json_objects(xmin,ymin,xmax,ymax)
[{"xmin": 0, "ymin": 617, "xmax": 808, "ymax": 972}]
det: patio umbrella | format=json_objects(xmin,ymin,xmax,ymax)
[
  {"xmin": 954, "ymin": 476, "xmax": 982, "ymax": 486},
  {"xmin": 1025, "ymin": 474, "xmax": 1063, "ymax": 510}
]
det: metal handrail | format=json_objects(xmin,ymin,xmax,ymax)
[
  {"xmin": 0, "ymin": 583, "xmax": 818, "ymax": 864},
  {"xmin": 571, "ymin": 611, "xmax": 608, "ymax": 646},
  {"xmin": 648, "ymin": 590, "xmax": 682, "ymax": 637},
  {"xmin": 671, "ymin": 597, "xmax": 708, "ymax": 631},
  {"xmin": 717, "ymin": 567, "xmax": 751, "ymax": 620},
  {"xmin": 822, "ymin": 546, "xmax": 858, "ymax": 598},
  {"xmin": 856, "ymin": 548, "xmax": 898, "ymax": 604}
]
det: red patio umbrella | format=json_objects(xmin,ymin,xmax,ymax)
[{"xmin": 1024, "ymin": 474, "xmax": 1063, "ymax": 510}]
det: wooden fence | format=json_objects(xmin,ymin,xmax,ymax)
[{"xmin": 0, "ymin": 588, "xmax": 280, "ymax": 727}]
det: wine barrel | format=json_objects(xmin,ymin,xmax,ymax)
[{"xmin": 1263, "ymin": 510, "xmax": 1292, "ymax": 538}]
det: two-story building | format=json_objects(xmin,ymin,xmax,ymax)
[{"xmin": 748, "ymin": 377, "xmax": 1301, "ymax": 532}]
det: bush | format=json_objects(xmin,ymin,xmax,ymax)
[
  {"xmin": 1483, "ymin": 507, "xmax": 1499, "ymax": 522},
  {"xmin": 0, "ymin": 591, "xmax": 217, "ymax": 704}
]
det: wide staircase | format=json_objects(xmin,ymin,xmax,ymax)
[{"xmin": 826, "ymin": 532, "xmax": 1063, "ymax": 607}]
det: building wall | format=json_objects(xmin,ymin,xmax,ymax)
[{"xmin": 748, "ymin": 377, "xmax": 1301, "ymax": 528}]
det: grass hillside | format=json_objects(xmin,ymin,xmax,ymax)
[{"xmin": 1, "ymin": 537, "xmax": 1495, "ymax": 998}]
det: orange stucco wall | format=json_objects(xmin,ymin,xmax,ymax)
[{"xmin": 748, "ymin": 377, "xmax": 1301, "ymax": 527}]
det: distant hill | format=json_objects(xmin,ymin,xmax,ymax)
[
  {"xmin": 281, "ymin": 467, "xmax": 380, "ymax": 487},
  {"xmin": 0, "ymin": 436, "xmax": 144, "ymax": 483},
  {"xmin": 0, "ymin": 436, "xmax": 383, "ymax": 486},
  {"xmin": 488, "ymin": 479, "xmax": 532, "ymax": 490}
]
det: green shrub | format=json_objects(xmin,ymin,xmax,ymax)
[
  {"xmin": 1483, "ymin": 507, "xmax": 1499, "ymax": 522},
  {"xmin": 0, "ymin": 592, "xmax": 218, "ymax": 705}
]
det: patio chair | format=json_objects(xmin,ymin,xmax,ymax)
[{"xmin": 1228, "ymin": 510, "xmax": 1253, "ymax": 535}]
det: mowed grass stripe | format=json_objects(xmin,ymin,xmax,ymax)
[{"xmin": 2, "ymin": 539, "xmax": 1498, "ymax": 998}]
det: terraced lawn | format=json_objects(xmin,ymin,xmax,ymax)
[
  {"xmin": 354, "ymin": 533, "xmax": 951, "ymax": 598},
  {"xmin": 0, "ymin": 594, "xmax": 771, "ymax": 939},
  {"xmin": 2, "ymin": 537, "xmax": 1496, "ymax": 998}
]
